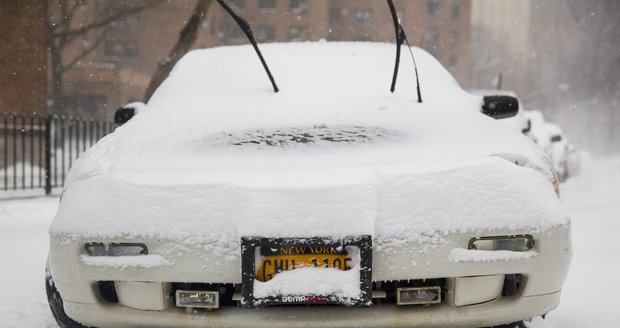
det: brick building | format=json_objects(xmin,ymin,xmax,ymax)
[
  {"xmin": 0, "ymin": 1, "xmax": 47, "ymax": 173},
  {"xmin": 57, "ymin": 1, "xmax": 198, "ymax": 119},
  {"xmin": 470, "ymin": 0, "xmax": 531, "ymax": 92},
  {"xmin": 203, "ymin": 0, "xmax": 471, "ymax": 85},
  {"xmin": 0, "ymin": 1, "xmax": 47, "ymax": 115}
]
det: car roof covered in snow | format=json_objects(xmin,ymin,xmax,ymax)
[
  {"xmin": 523, "ymin": 110, "xmax": 552, "ymax": 148},
  {"xmin": 73, "ymin": 42, "xmax": 545, "ymax": 184}
]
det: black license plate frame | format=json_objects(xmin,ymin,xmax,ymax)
[{"xmin": 240, "ymin": 235, "xmax": 372, "ymax": 307}]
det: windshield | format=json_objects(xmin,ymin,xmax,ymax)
[{"xmin": 199, "ymin": 126, "xmax": 403, "ymax": 149}]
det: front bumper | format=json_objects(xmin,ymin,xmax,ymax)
[
  {"xmin": 49, "ymin": 225, "xmax": 571, "ymax": 328},
  {"xmin": 64, "ymin": 291, "xmax": 561, "ymax": 328}
]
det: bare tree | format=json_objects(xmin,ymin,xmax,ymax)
[
  {"xmin": 144, "ymin": 0, "xmax": 213, "ymax": 102},
  {"xmin": 46, "ymin": 0, "xmax": 163, "ymax": 114}
]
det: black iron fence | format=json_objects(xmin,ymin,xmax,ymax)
[{"xmin": 1, "ymin": 112, "xmax": 114, "ymax": 195}]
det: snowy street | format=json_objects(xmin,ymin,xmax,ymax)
[
  {"xmin": 0, "ymin": 157, "xmax": 617, "ymax": 327},
  {"xmin": 2, "ymin": 0, "xmax": 618, "ymax": 326}
]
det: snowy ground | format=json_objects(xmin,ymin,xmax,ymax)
[
  {"xmin": 0, "ymin": 196, "xmax": 59, "ymax": 327},
  {"xmin": 0, "ymin": 157, "xmax": 618, "ymax": 327}
]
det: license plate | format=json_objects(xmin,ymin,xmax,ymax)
[
  {"xmin": 255, "ymin": 248, "xmax": 353, "ymax": 282},
  {"xmin": 241, "ymin": 236, "xmax": 372, "ymax": 307}
]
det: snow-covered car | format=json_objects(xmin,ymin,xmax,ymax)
[
  {"xmin": 566, "ymin": 143, "xmax": 582, "ymax": 177},
  {"xmin": 523, "ymin": 110, "xmax": 553, "ymax": 158},
  {"xmin": 470, "ymin": 89, "xmax": 531, "ymax": 135},
  {"xmin": 46, "ymin": 42, "xmax": 571, "ymax": 328},
  {"xmin": 545, "ymin": 123, "xmax": 570, "ymax": 182}
]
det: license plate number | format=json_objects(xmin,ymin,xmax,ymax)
[{"xmin": 256, "ymin": 251, "xmax": 352, "ymax": 282}]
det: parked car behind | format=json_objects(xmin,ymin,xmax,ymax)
[
  {"xmin": 566, "ymin": 144, "xmax": 582, "ymax": 177},
  {"xmin": 523, "ymin": 110, "xmax": 553, "ymax": 159},
  {"xmin": 545, "ymin": 123, "xmax": 570, "ymax": 182}
]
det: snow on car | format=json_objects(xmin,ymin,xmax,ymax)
[
  {"xmin": 545, "ymin": 123, "xmax": 571, "ymax": 182},
  {"xmin": 523, "ymin": 110, "xmax": 552, "ymax": 153},
  {"xmin": 46, "ymin": 41, "xmax": 572, "ymax": 328},
  {"xmin": 523, "ymin": 110, "xmax": 579, "ymax": 181},
  {"xmin": 566, "ymin": 144, "xmax": 582, "ymax": 177}
]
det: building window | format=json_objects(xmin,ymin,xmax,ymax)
[
  {"xmin": 449, "ymin": 54, "xmax": 458, "ymax": 67},
  {"xmin": 259, "ymin": 0, "xmax": 276, "ymax": 12},
  {"xmin": 257, "ymin": 25, "xmax": 276, "ymax": 43},
  {"xmin": 209, "ymin": 19, "xmax": 216, "ymax": 34},
  {"xmin": 451, "ymin": 4, "xmax": 460, "ymax": 18},
  {"xmin": 288, "ymin": 26, "xmax": 309, "ymax": 42},
  {"xmin": 355, "ymin": 8, "xmax": 373, "ymax": 24},
  {"xmin": 329, "ymin": 7, "xmax": 346, "ymax": 26},
  {"xmin": 222, "ymin": 25, "xmax": 245, "ymax": 44},
  {"xmin": 104, "ymin": 40, "xmax": 138, "ymax": 57},
  {"xmin": 104, "ymin": 3, "xmax": 140, "ymax": 28},
  {"xmin": 229, "ymin": 0, "xmax": 246, "ymax": 9},
  {"xmin": 427, "ymin": 0, "xmax": 440, "ymax": 17},
  {"xmin": 62, "ymin": 95, "xmax": 108, "ymax": 118},
  {"xmin": 449, "ymin": 30, "xmax": 458, "ymax": 46},
  {"xmin": 289, "ymin": 0, "xmax": 309, "ymax": 13},
  {"xmin": 110, "ymin": 14, "xmax": 139, "ymax": 28},
  {"xmin": 425, "ymin": 27, "xmax": 439, "ymax": 44}
]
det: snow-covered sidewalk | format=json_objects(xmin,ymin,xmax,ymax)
[
  {"xmin": 0, "ymin": 157, "xmax": 618, "ymax": 327},
  {"xmin": 0, "ymin": 197, "xmax": 58, "ymax": 327}
]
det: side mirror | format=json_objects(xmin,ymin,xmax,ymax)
[
  {"xmin": 481, "ymin": 95, "xmax": 519, "ymax": 119},
  {"xmin": 114, "ymin": 107, "xmax": 136, "ymax": 127},
  {"xmin": 522, "ymin": 119, "xmax": 532, "ymax": 134}
]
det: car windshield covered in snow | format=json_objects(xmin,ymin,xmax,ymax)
[{"xmin": 201, "ymin": 126, "xmax": 403, "ymax": 149}]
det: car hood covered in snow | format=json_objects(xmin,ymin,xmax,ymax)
[
  {"xmin": 72, "ymin": 42, "xmax": 546, "ymax": 177},
  {"xmin": 51, "ymin": 42, "xmax": 566, "ymax": 242}
]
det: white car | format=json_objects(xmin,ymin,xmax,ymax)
[
  {"xmin": 566, "ymin": 144, "xmax": 582, "ymax": 177},
  {"xmin": 523, "ymin": 110, "xmax": 553, "ymax": 159},
  {"xmin": 47, "ymin": 42, "xmax": 571, "ymax": 328},
  {"xmin": 545, "ymin": 123, "xmax": 570, "ymax": 182}
]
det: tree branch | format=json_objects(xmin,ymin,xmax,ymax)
[
  {"xmin": 58, "ymin": 0, "xmax": 69, "ymax": 25},
  {"xmin": 52, "ymin": 0, "xmax": 164, "ymax": 39},
  {"xmin": 65, "ymin": 0, "xmax": 86, "ymax": 26},
  {"xmin": 47, "ymin": 0, "xmax": 70, "ymax": 34},
  {"xmin": 144, "ymin": 0, "xmax": 212, "ymax": 101},
  {"xmin": 63, "ymin": 27, "xmax": 111, "ymax": 70}
]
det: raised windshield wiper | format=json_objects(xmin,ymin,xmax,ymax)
[
  {"xmin": 387, "ymin": 0, "xmax": 422, "ymax": 103},
  {"xmin": 216, "ymin": 0, "xmax": 279, "ymax": 93}
]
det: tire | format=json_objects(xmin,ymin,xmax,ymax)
[
  {"xmin": 490, "ymin": 322, "xmax": 527, "ymax": 328},
  {"xmin": 45, "ymin": 266, "xmax": 92, "ymax": 328}
]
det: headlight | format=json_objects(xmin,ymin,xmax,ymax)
[
  {"xmin": 468, "ymin": 235, "xmax": 535, "ymax": 252},
  {"xmin": 85, "ymin": 243, "xmax": 148, "ymax": 256}
]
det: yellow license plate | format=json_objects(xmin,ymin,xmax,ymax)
[{"xmin": 256, "ymin": 247, "xmax": 352, "ymax": 282}]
